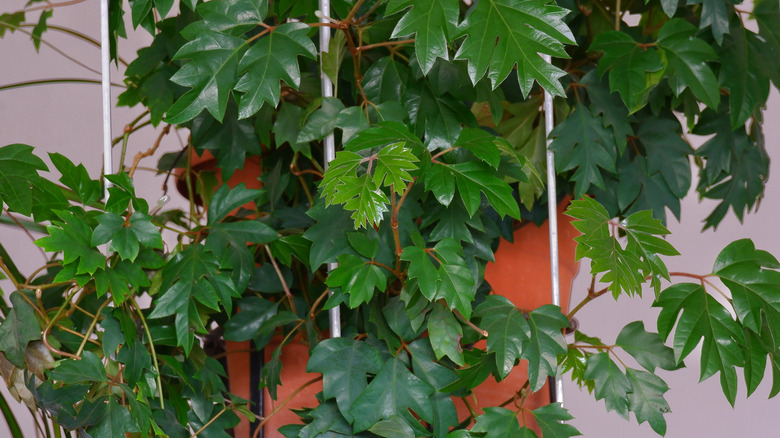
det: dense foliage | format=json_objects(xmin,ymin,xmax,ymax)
[{"xmin": 1, "ymin": 0, "xmax": 779, "ymax": 436}]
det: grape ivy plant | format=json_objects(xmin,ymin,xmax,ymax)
[{"xmin": 0, "ymin": 0, "xmax": 779, "ymax": 437}]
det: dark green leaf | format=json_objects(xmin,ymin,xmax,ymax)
[
  {"xmin": 533, "ymin": 403, "xmax": 581, "ymax": 438},
  {"xmin": 654, "ymin": 282, "xmax": 744, "ymax": 405},
  {"xmin": 625, "ymin": 368, "xmax": 670, "ymax": 435},
  {"xmin": 550, "ymin": 103, "xmax": 617, "ymax": 197},
  {"xmin": 585, "ymin": 352, "xmax": 630, "ymax": 419},
  {"xmin": 428, "ymin": 302, "xmax": 465, "ymax": 366},
  {"xmin": 0, "ymin": 292, "xmax": 41, "ymax": 367},
  {"xmin": 471, "ymin": 407, "xmax": 524, "ymax": 437},
  {"xmin": 369, "ymin": 415, "xmax": 416, "ymax": 438},
  {"xmin": 615, "ymin": 321, "xmax": 677, "ymax": 372},
  {"xmin": 207, "ymin": 184, "xmax": 262, "ymax": 224},
  {"xmin": 657, "ymin": 19, "xmax": 720, "ymax": 108},
  {"xmin": 591, "ymin": 31, "xmax": 663, "ymax": 112},
  {"xmin": 0, "ymin": 144, "xmax": 48, "ymax": 215},
  {"xmin": 326, "ymin": 254, "xmax": 388, "ymax": 307},
  {"xmin": 88, "ymin": 398, "xmax": 140, "ymax": 438},
  {"xmin": 235, "ymin": 23, "xmax": 317, "ymax": 118},
  {"xmin": 453, "ymin": 0, "xmax": 575, "ymax": 95},
  {"xmin": 474, "ymin": 295, "xmax": 529, "ymax": 379},
  {"xmin": 37, "ymin": 211, "xmax": 105, "ymax": 276},
  {"xmin": 298, "ymin": 97, "xmax": 346, "ymax": 143},
  {"xmin": 49, "ymin": 152, "xmax": 101, "ymax": 206},
  {"xmin": 349, "ymin": 357, "xmax": 435, "ymax": 432},
  {"xmin": 31, "ymin": 10, "xmax": 52, "ymax": 51},
  {"xmin": 522, "ymin": 305, "xmax": 568, "ymax": 391},
  {"xmin": 386, "ymin": 0, "xmax": 458, "ymax": 74},
  {"xmin": 49, "ymin": 351, "xmax": 107, "ymax": 384},
  {"xmin": 308, "ymin": 338, "xmax": 384, "ymax": 423},
  {"xmin": 637, "ymin": 116, "xmax": 692, "ymax": 199}
]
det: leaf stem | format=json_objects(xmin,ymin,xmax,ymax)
[
  {"xmin": 265, "ymin": 245, "xmax": 297, "ymax": 316},
  {"xmin": 454, "ymin": 308, "xmax": 488, "ymax": 337},
  {"xmin": 0, "ymin": 78, "xmax": 125, "ymax": 92},
  {"xmin": 23, "ymin": 0, "xmax": 87, "ymax": 12},
  {"xmin": 190, "ymin": 405, "xmax": 228, "ymax": 437},
  {"xmin": 130, "ymin": 298, "xmax": 165, "ymax": 409},
  {"xmin": 128, "ymin": 125, "xmax": 170, "ymax": 178},
  {"xmin": 566, "ymin": 285, "xmax": 608, "ymax": 320},
  {"xmin": 252, "ymin": 375, "xmax": 323, "ymax": 436},
  {"xmin": 354, "ymin": 38, "xmax": 414, "ymax": 52},
  {"xmin": 74, "ymin": 299, "xmax": 111, "ymax": 357}
]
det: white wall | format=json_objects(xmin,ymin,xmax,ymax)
[{"xmin": 1, "ymin": 1, "xmax": 779, "ymax": 436}]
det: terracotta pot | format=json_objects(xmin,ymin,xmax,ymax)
[
  {"xmin": 261, "ymin": 336, "xmax": 322, "ymax": 437},
  {"xmin": 225, "ymin": 340, "xmax": 253, "ymax": 438},
  {"xmin": 173, "ymin": 148, "xmax": 262, "ymax": 211},
  {"xmin": 455, "ymin": 197, "xmax": 580, "ymax": 429}
]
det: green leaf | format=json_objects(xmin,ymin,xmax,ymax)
[
  {"xmin": 406, "ymin": 339, "xmax": 460, "ymax": 436},
  {"xmin": 347, "ymin": 231, "xmax": 380, "ymax": 259},
  {"xmin": 386, "ymin": 0, "xmax": 458, "ymax": 74},
  {"xmin": 362, "ymin": 58, "xmax": 411, "ymax": 104},
  {"xmin": 591, "ymin": 31, "xmax": 664, "ymax": 112},
  {"xmin": 326, "ymin": 254, "xmax": 388, "ymax": 307},
  {"xmin": 0, "ymin": 12, "xmax": 25, "ymax": 38},
  {"xmin": 471, "ymin": 407, "xmax": 524, "ymax": 437},
  {"xmin": 330, "ymin": 174, "xmax": 389, "ymax": 229},
  {"xmin": 567, "ymin": 197, "xmax": 677, "ymax": 297},
  {"xmin": 0, "ymin": 144, "xmax": 48, "ymax": 215},
  {"xmin": 88, "ymin": 398, "xmax": 140, "ymax": 438},
  {"xmin": 580, "ymin": 69, "xmax": 634, "ymax": 154},
  {"xmin": 453, "ymin": 0, "xmax": 575, "ymax": 95},
  {"xmin": 431, "ymin": 239, "xmax": 477, "ymax": 320},
  {"xmin": 585, "ymin": 352, "xmax": 631, "ymax": 419},
  {"xmin": 455, "ymin": 128, "xmax": 502, "ymax": 169},
  {"xmin": 533, "ymin": 403, "xmax": 581, "ymax": 438},
  {"xmin": 298, "ymin": 97, "xmax": 346, "ymax": 143},
  {"xmin": 31, "ymin": 10, "xmax": 52, "ymax": 51},
  {"xmin": 753, "ymin": 0, "xmax": 780, "ymax": 89},
  {"xmin": 444, "ymin": 160, "xmax": 521, "ymax": 219},
  {"xmin": 91, "ymin": 212, "xmax": 162, "ymax": 261},
  {"xmin": 718, "ymin": 18, "xmax": 771, "ymax": 128},
  {"xmin": 116, "ymin": 340, "xmax": 152, "ymax": 386},
  {"xmin": 693, "ymin": 111, "xmax": 768, "ymax": 229},
  {"xmin": 404, "ymin": 80, "xmax": 474, "ymax": 148},
  {"xmin": 474, "ymin": 295, "xmax": 529, "ymax": 379},
  {"xmin": 654, "ymin": 282, "xmax": 744, "ymax": 405},
  {"xmin": 349, "ymin": 356, "xmax": 435, "ymax": 432},
  {"xmin": 234, "ymin": 22, "xmax": 317, "ymax": 118},
  {"xmin": 37, "ymin": 211, "xmax": 105, "ymax": 276},
  {"xmin": 401, "ymin": 245, "xmax": 440, "ymax": 301},
  {"xmin": 206, "ymin": 183, "xmax": 262, "ymax": 224},
  {"xmin": 0, "ymin": 292, "xmax": 41, "ymax": 367},
  {"xmin": 657, "ymin": 18, "xmax": 720, "ymax": 109},
  {"xmin": 522, "ymin": 305, "xmax": 569, "ymax": 391},
  {"xmin": 223, "ymin": 297, "xmax": 278, "ymax": 341},
  {"xmin": 625, "ymin": 368, "xmax": 670, "ymax": 435},
  {"xmin": 369, "ymin": 415, "xmax": 416, "ymax": 438},
  {"xmin": 687, "ymin": 0, "xmax": 733, "ymax": 44},
  {"xmin": 428, "ymin": 302, "xmax": 465, "ymax": 366},
  {"xmin": 166, "ymin": 30, "xmax": 246, "ymax": 123},
  {"xmin": 307, "ymin": 338, "xmax": 384, "ymax": 423},
  {"xmin": 615, "ymin": 321, "xmax": 677, "ymax": 372},
  {"xmin": 713, "ymin": 239, "xmax": 780, "ymax": 341},
  {"xmin": 550, "ymin": 103, "xmax": 617, "ymax": 197},
  {"xmin": 372, "ymin": 143, "xmax": 419, "ymax": 195},
  {"xmin": 49, "ymin": 351, "xmax": 107, "ymax": 384},
  {"xmin": 49, "ymin": 152, "xmax": 101, "ymax": 206},
  {"xmin": 637, "ymin": 116, "xmax": 693, "ymax": 199},
  {"xmin": 190, "ymin": 107, "xmax": 262, "ymax": 181}
]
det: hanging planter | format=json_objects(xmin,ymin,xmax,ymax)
[{"xmin": 455, "ymin": 197, "xmax": 580, "ymax": 429}]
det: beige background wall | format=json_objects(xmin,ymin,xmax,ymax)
[{"xmin": 1, "ymin": 1, "xmax": 779, "ymax": 435}]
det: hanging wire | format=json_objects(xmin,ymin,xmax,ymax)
[
  {"xmin": 318, "ymin": 0, "xmax": 341, "ymax": 339},
  {"xmin": 100, "ymin": 0, "xmax": 112, "ymax": 197},
  {"xmin": 542, "ymin": 53, "xmax": 564, "ymax": 406}
]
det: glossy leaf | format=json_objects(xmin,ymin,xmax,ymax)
[
  {"xmin": 615, "ymin": 321, "xmax": 677, "ymax": 372},
  {"xmin": 49, "ymin": 351, "xmax": 107, "ymax": 384},
  {"xmin": 471, "ymin": 407, "xmax": 524, "ymax": 437},
  {"xmin": 655, "ymin": 282, "xmax": 744, "ymax": 405},
  {"xmin": 386, "ymin": 0, "xmax": 458, "ymax": 74},
  {"xmin": 235, "ymin": 23, "xmax": 317, "ymax": 118},
  {"xmin": 474, "ymin": 295, "xmax": 529, "ymax": 379},
  {"xmin": 657, "ymin": 19, "xmax": 720, "ymax": 109},
  {"xmin": 36, "ymin": 210, "xmax": 105, "ymax": 276},
  {"xmin": 349, "ymin": 357, "xmax": 435, "ymax": 432},
  {"xmin": 533, "ymin": 403, "xmax": 581, "ymax": 438},
  {"xmin": 522, "ymin": 305, "xmax": 569, "ymax": 391},
  {"xmin": 428, "ymin": 302, "xmax": 465, "ymax": 366},
  {"xmin": 585, "ymin": 352, "xmax": 631, "ymax": 419},
  {"xmin": 625, "ymin": 368, "xmax": 670, "ymax": 435},
  {"xmin": 453, "ymin": 0, "xmax": 575, "ymax": 95}
]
